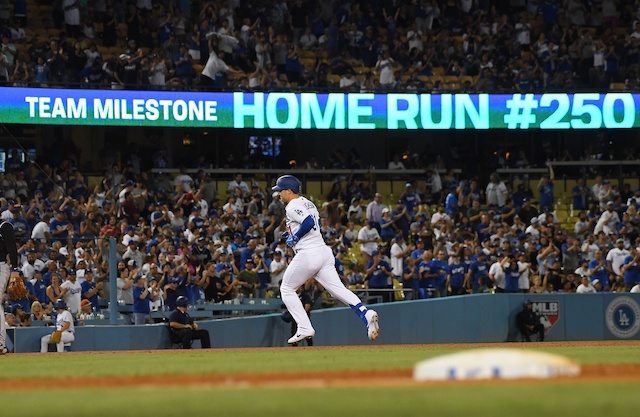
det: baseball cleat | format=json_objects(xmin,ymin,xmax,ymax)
[
  {"xmin": 0, "ymin": 345, "xmax": 7, "ymax": 355},
  {"xmin": 366, "ymin": 310, "xmax": 380, "ymax": 341},
  {"xmin": 288, "ymin": 331, "xmax": 315, "ymax": 345}
]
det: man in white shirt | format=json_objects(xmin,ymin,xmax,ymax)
[
  {"xmin": 358, "ymin": 221, "xmax": 380, "ymax": 266},
  {"xmin": 485, "ymin": 174, "xmax": 508, "ymax": 208},
  {"xmin": 31, "ymin": 212, "xmax": 51, "ymax": 243},
  {"xmin": 61, "ymin": 270, "xmax": 82, "ymax": 314},
  {"xmin": 606, "ymin": 238, "xmax": 630, "ymax": 278},
  {"xmin": 574, "ymin": 211, "xmax": 592, "ymax": 242},
  {"xmin": 390, "ymin": 234, "xmax": 412, "ymax": 277},
  {"xmin": 488, "ymin": 253, "xmax": 506, "ymax": 291},
  {"xmin": 595, "ymin": 201, "xmax": 620, "ymax": 235},
  {"xmin": 21, "ymin": 251, "xmax": 45, "ymax": 280},
  {"xmin": 174, "ymin": 167, "xmax": 194, "ymax": 193},
  {"xmin": 524, "ymin": 217, "xmax": 541, "ymax": 242},
  {"xmin": 517, "ymin": 252, "xmax": 531, "ymax": 292},
  {"xmin": 406, "ymin": 23, "xmax": 423, "ymax": 52},
  {"xmin": 576, "ymin": 275, "xmax": 597, "ymax": 293},
  {"xmin": 227, "ymin": 173, "xmax": 250, "ymax": 196},
  {"xmin": 581, "ymin": 234, "xmax": 599, "ymax": 261},
  {"xmin": 299, "ymin": 27, "xmax": 318, "ymax": 50},
  {"xmin": 375, "ymin": 50, "xmax": 396, "ymax": 89},
  {"xmin": 269, "ymin": 250, "xmax": 287, "ymax": 289},
  {"xmin": 365, "ymin": 193, "xmax": 385, "ymax": 228}
]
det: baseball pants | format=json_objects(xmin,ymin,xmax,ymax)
[
  {"xmin": 281, "ymin": 246, "xmax": 363, "ymax": 335},
  {"xmin": 40, "ymin": 331, "xmax": 75, "ymax": 352},
  {"xmin": 0, "ymin": 263, "xmax": 9, "ymax": 349}
]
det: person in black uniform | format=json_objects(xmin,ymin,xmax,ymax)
[
  {"xmin": 168, "ymin": 296, "xmax": 211, "ymax": 349},
  {"xmin": 516, "ymin": 300, "xmax": 545, "ymax": 342},
  {"xmin": 0, "ymin": 220, "xmax": 19, "ymax": 354}
]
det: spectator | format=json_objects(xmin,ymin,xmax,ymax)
[
  {"xmin": 485, "ymin": 174, "xmax": 508, "ymax": 209},
  {"xmin": 61, "ymin": 269, "xmax": 82, "ymax": 314},
  {"xmin": 365, "ymin": 249, "xmax": 392, "ymax": 303},
  {"xmin": 132, "ymin": 275, "xmax": 155, "ymax": 325},
  {"xmin": 358, "ymin": 220, "xmax": 380, "ymax": 266},
  {"xmin": 576, "ymin": 275, "xmax": 597, "ymax": 293}
]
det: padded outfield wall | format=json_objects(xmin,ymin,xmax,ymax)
[{"xmin": 10, "ymin": 293, "xmax": 640, "ymax": 352}]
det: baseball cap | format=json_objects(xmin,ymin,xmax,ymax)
[
  {"xmin": 530, "ymin": 217, "xmax": 539, "ymax": 223},
  {"xmin": 213, "ymin": 239, "xmax": 222, "ymax": 245},
  {"xmin": 126, "ymin": 225, "xmax": 135, "ymax": 232},
  {"xmin": 185, "ymin": 192, "xmax": 194, "ymax": 200},
  {"xmin": 616, "ymin": 238, "xmax": 624, "ymax": 244},
  {"xmin": 272, "ymin": 191, "xmax": 280, "ymax": 198},
  {"xmin": 606, "ymin": 201, "xmax": 614, "ymax": 206},
  {"xmin": 371, "ymin": 249, "xmax": 379, "ymax": 256},
  {"xmin": 382, "ymin": 207, "xmax": 390, "ymax": 213},
  {"xmin": 405, "ymin": 183, "xmax": 413, "ymax": 188},
  {"xmin": 80, "ymin": 299, "xmax": 91, "ymax": 308},
  {"xmin": 592, "ymin": 279, "xmax": 600, "ymax": 285},
  {"xmin": 125, "ymin": 180, "xmax": 134, "ymax": 187}
]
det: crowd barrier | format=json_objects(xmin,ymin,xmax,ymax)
[{"xmin": 9, "ymin": 293, "xmax": 640, "ymax": 352}]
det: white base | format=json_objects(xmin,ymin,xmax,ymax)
[{"xmin": 413, "ymin": 348, "xmax": 581, "ymax": 381}]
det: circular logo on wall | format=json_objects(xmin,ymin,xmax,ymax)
[{"xmin": 606, "ymin": 296, "xmax": 640, "ymax": 339}]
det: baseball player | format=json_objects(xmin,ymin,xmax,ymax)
[
  {"xmin": 272, "ymin": 175, "xmax": 379, "ymax": 344},
  {"xmin": 40, "ymin": 299, "xmax": 75, "ymax": 352},
  {"xmin": 0, "ymin": 220, "xmax": 19, "ymax": 354}
]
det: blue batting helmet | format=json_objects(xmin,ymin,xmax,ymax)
[
  {"xmin": 272, "ymin": 175, "xmax": 301, "ymax": 194},
  {"xmin": 176, "ymin": 296, "xmax": 189, "ymax": 308},
  {"xmin": 53, "ymin": 299, "xmax": 67, "ymax": 310}
]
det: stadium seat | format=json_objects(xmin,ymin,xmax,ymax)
[
  {"xmin": 353, "ymin": 66, "xmax": 370, "ymax": 75},
  {"xmin": 327, "ymin": 74, "xmax": 341, "ymax": 84},
  {"xmin": 555, "ymin": 209, "xmax": 569, "ymax": 223}
]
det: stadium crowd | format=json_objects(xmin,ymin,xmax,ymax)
[
  {"xmin": 1, "ymin": 143, "xmax": 640, "ymax": 329},
  {"xmin": 0, "ymin": 0, "xmax": 639, "ymax": 91}
]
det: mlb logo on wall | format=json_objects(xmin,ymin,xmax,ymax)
[
  {"xmin": 606, "ymin": 296, "xmax": 640, "ymax": 339},
  {"xmin": 531, "ymin": 300, "xmax": 559, "ymax": 334}
]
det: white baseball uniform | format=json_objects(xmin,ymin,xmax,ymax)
[
  {"xmin": 281, "ymin": 196, "xmax": 366, "ymax": 336},
  {"xmin": 40, "ymin": 309, "xmax": 75, "ymax": 352}
]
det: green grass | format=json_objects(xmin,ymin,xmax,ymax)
[
  {"xmin": 2, "ymin": 343, "xmax": 639, "ymax": 380},
  {"xmin": 3, "ymin": 384, "xmax": 640, "ymax": 417},
  {"xmin": 1, "ymin": 343, "xmax": 640, "ymax": 417}
]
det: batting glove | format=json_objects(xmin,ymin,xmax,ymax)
[{"xmin": 286, "ymin": 234, "xmax": 299, "ymax": 248}]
